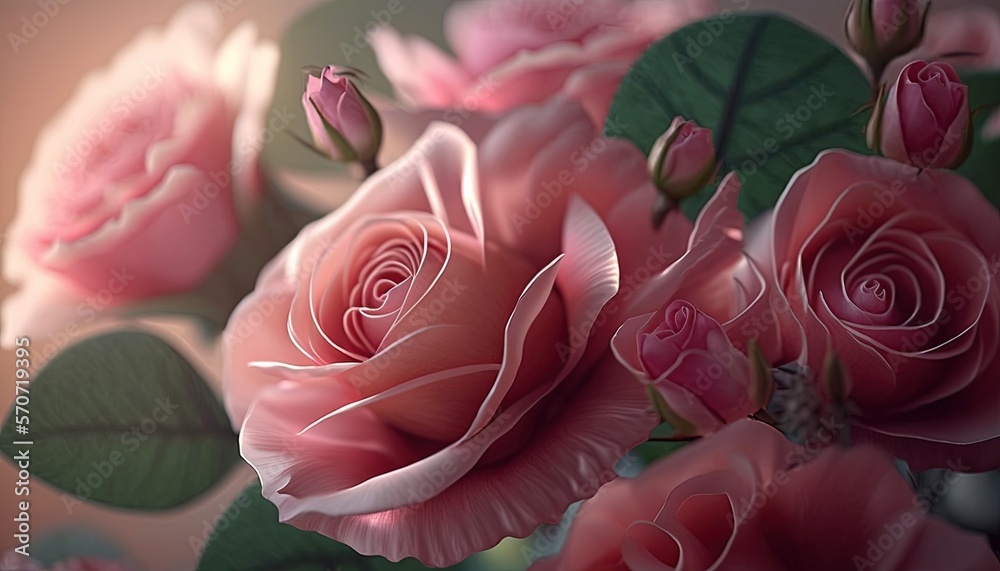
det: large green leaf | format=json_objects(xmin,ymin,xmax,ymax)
[
  {"xmin": 197, "ymin": 483, "xmax": 463, "ymax": 570},
  {"xmin": 0, "ymin": 331, "xmax": 238, "ymax": 510},
  {"xmin": 956, "ymin": 70, "xmax": 1000, "ymax": 210},
  {"xmin": 606, "ymin": 12, "xmax": 873, "ymax": 220}
]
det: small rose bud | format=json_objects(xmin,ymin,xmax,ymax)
[
  {"xmin": 301, "ymin": 66, "xmax": 383, "ymax": 166},
  {"xmin": 871, "ymin": 60, "xmax": 973, "ymax": 169},
  {"xmin": 636, "ymin": 300, "xmax": 755, "ymax": 435},
  {"xmin": 846, "ymin": 0, "xmax": 928, "ymax": 81},
  {"xmin": 648, "ymin": 116, "xmax": 718, "ymax": 202}
]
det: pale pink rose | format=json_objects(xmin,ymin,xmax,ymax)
[
  {"xmin": 1, "ymin": 2, "xmax": 279, "ymax": 348},
  {"xmin": 302, "ymin": 66, "xmax": 382, "ymax": 163},
  {"xmin": 753, "ymin": 149, "xmax": 1000, "ymax": 471},
  {"xmin": 612, "ymin": 174, "xmax": 796, "ymax": 434},
  {"xmin": 531, "ymin": 420, "xmax": 999, "ymax": 571},
  {"xmin": 878, "ymin": 61, "xmax": 971, "ymax": 169},
  {"xmin": 370, "ymin": 0, "xmax": 714, "ymax": 124},
  {"xmin": 648, "ymin": 116, "xmax": 718, "ymax": 200},
  {"xmin": 223, "ymin": 99, "xmax": 694, "ymax": 566}
]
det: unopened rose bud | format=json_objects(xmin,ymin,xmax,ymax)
[
  {"xmin": 870, "ymin": 60, "xmax": 973, "ymax": 170},
  {"xmin": 302, "ymin": 66, "xmax": 383, "ymax": 169},
  {"xmin": 846, "ymin": 0, "xmax": 928, "ymax": 82},
  {"xmin": 635, "ymin": 301, "xmax": 755, "ymax": 435},
  {"xmin": 648, "ymin": 117, "xmax": 717, "ymax": 206}
]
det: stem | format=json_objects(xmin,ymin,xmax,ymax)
[
  {"xmin": 647, "ymin": 435, "xmax": 701, "ymax": 443},
  {"xmin": 360, "ymin": 157, "xmax": 379, "ymax": 178},
  {"xmin": 752, "ymin": 409, "xmax": 780, "ymax": 427}
]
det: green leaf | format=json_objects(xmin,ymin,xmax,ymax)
[
  {"xmin": 197, "ymin": 483, "xmax": 460, "ymax": 570},
  {"xmin": 606, "ymin": 12, "xmax": 873, "ymax": 220},
  {"xmin": 956, "ymin": 70, "xmax": 1000, "ymax": 210},
  {"xmin": 632, "ymin": 422, "xmax": 690, "ymax": 467},
  {"xmin": 0, "ymin": 331, "xmax": 238, "ymax": 510}
]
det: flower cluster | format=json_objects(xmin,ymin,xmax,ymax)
[{"xmin": 3, "ymin": 0, "xmax": 1000, "ymax": 569}]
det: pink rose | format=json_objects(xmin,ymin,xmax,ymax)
[
  {"xmin": 647, "ymin": 116, "xmax": 718, "ymax": 201},
  {"xmin": 875, "ymin": 61, "xmax": 971, "ymax": 169},
  {"xmin": 847, "ymin": 0, "xmax": 927, "ymax": 78},
  {"xmin": 302, "ymin": 66, "xmax": 382, "ymax": 164},
  {"xmin": 1, "ymin": 3, "xmax": 279, "ymax": 348},
  {"xmin": 531, "ymin": 420, "xmax": 999, "ymax": 571},
  {"xmin": 884, "ymin": 5, "xmax": 1000, "ymax": 139},
  {"xmin": 619, "ymin": 300, "xmax": 756, "ymax": 433},
  {"xmin": 370, "ymin": 0, "xmax": 714, "ymax": 124},
  {"xmin": 223, "ymin": 99, "xmax": 693, "ymax": 566},
  {"xmin": 612, "ymin": 174, "xmax": 795, "ymax": 434},
  {"xmin": 755, "ymin": 149, "xmax": 1000, "ymax": 471}
]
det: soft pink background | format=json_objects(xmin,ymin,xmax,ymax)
[{"xmin": 0, "ymin": 0, "xmax": 995, "ymax": 569}]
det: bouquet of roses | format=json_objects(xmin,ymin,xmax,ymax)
[{"xmin": 3, "ymin": 0, "xmax": 1000, "ymax": 569}]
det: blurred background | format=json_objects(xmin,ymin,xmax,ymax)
[{"xmin": 0, "ymin": 0, "xmax": 997, "ymax": 569}]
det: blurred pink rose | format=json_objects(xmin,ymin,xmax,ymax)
[
  {"xmin": 223, "ymin": 99, "xmax": 693, "ymax": 566},
  {"xmin": 877, "ymin": 61, "xmax": 970, "ymax": 169},
  {"xmin": 888, "ymin": 5, "xmax": 1000, "ymax": 77},
  {"xmin": 371, "ymin": 0, "xmax": 714, "ymax": 124},
  {"xmin": 531, "ymin": 420, "xmax": 999, "ymax": 571},
  {"xmin": 753, "ymin": 150, "xmax": 1000, "ymax": 471},
  {"xmin": 1, "ymin": 2, "xmax": 279, "ymax": 348}
]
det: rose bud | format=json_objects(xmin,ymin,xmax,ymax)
[
  {"xmin": 615, "ymin": 300, "xmax": 756, "ymax": 436},
  {"xmin": 870, "ymin": 60, "xmax": 973, "ymax": 169},
  {"xmin": 301, "ymin": 65, "xmax": 383, "ymax": 171},
  {"xmin": 647, "ymin": 116, "xmax": 717, "ymax": 225},
  {"xmin": 846, "ymin": 0, "xmax": 929, "ymax": 81}
]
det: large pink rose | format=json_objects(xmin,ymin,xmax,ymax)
[
  {"xmin": 755, "ymin": 150, "xmax": 1000, "ymax": 471},
  {"xmin": 1, "ymin": 2, "xmax": 279, "ymax": 348},
  {"xmin": 223, "ymin": 99, "xmax": 695, "ymax": 566},
  {"xmin": 371, "ymin": 0, "xmax": 714, "ymax": 124},
  {"xmin": 531, "ymin": 420, "xmax": 999, "ymax": 571}
]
